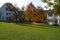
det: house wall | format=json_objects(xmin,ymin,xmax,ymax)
[
  {"xmin": 47, "ymin": 14, "xmax": 54, "ymax": 25},
  {"xmin": 47, "ymin": 14, "xmax": 60, "ymax": 26},
  {"xmin": 0, "ymin": 3, "xmax": 14, "ymax": 21}
]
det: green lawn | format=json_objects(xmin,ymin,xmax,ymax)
[{"xmin": 0, "ymin": 22, "xmax": 60, "ymax": 40}]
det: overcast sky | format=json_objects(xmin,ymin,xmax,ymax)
[{"xmin": 0, "ymin": 0, "xmax": 47, "ymax": 9}]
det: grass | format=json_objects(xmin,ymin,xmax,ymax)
[{"xmin": 0, "ymin": 22, "xmax": 60, "ymax": 40}]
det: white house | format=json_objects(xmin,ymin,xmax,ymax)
[
  {"xmin": 47, "ymin": 14, "xmax": 60, "ymax": 26},
  {"xmin": 0, "ymin": 3, "xmax": 15, "ymax": 21}
]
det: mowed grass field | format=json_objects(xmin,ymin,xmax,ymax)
[{"xmin": 0, "ymin": 22, "xmax": 60, "ymax": 40}]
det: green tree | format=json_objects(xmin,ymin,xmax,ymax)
[
  {"xmin": 41, "ymin": 0, "xmax": 60, "ymax": 14},
  {"xmin": 17, "ymin": 10, "xmax": 25, "ymax": 22}
]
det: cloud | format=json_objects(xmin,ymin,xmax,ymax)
[
  {"xmin": 0, "ymin": 0, "xmax": 46, "ymax": 9},
  {"xmin": 0, "ymin": 0, "xmax": 32, "ymax": 7}
]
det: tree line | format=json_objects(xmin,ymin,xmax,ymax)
[{"xmin": 0, "ymin": 2, "xmax": 45, "ymax": 24}]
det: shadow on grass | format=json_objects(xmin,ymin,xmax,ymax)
[
  {"xmin": 0, "ymin": 21, "xmax": 60, "ymax": 29},
  {"xmin": 16, "ymin": 22, "xmax": 60, "ymax": 29}
]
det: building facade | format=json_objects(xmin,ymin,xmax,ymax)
[
  {"xmin": 0, "ymin": 3, "xmax": 15, "ymax": 21},
  {"xmin": 47, "ymin": 14, "xmax": 60, "ymax": 26}
]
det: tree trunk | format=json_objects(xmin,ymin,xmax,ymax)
[{"xmin": 15, "ymin": 11, "xmax": 17, "ymax": 24}]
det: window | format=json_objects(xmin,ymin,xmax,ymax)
[
  {"xmin": 6, "ymin": 17, "xmax": 8, "ymax": 20},
  {"xmin": 59, "ymin": 20, "xmax": 60, "ymax": 24},
  {"xmin": 9, "ymin": 13, "xmax": 11, "ymax": 15},
  {"xmin": 50, "ymin": 20, "xmax": 53, "ymax": 22},
  {"xmin": 6, "ymin": 13, "xmax": 11, "ymax": 15},
  {"xmin": 48, "ymin": 19, "xmax": 53, "ymax": 23},
  {"xmin": 2, "ymin": 17, "xmax": 4, "ymax": 20},
  {"xmin": 55, "ymin": 19, "xmax": 58, "ymax": 23},
  {"xmin": 6, "ymin": 3, "xmax": 10, "ymax": 6},
  {"xmin": 6, "ymin": 13, "xmax": 8, "ymax": 15}
]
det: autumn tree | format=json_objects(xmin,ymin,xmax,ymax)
[
  {"xmin": 24, "ymin": 6, "xmax": 31, "ymax": 22},
  {"xmin": 25, "ymin": 2, "xmax": 45, "ymax": 23},
  {"xmin": 24, "ymin": 3, "xmax": 38, "ymax": 23},
  {"xmin": 37, "ymin": 6, "xmax": 45, "ymax": 23}
]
